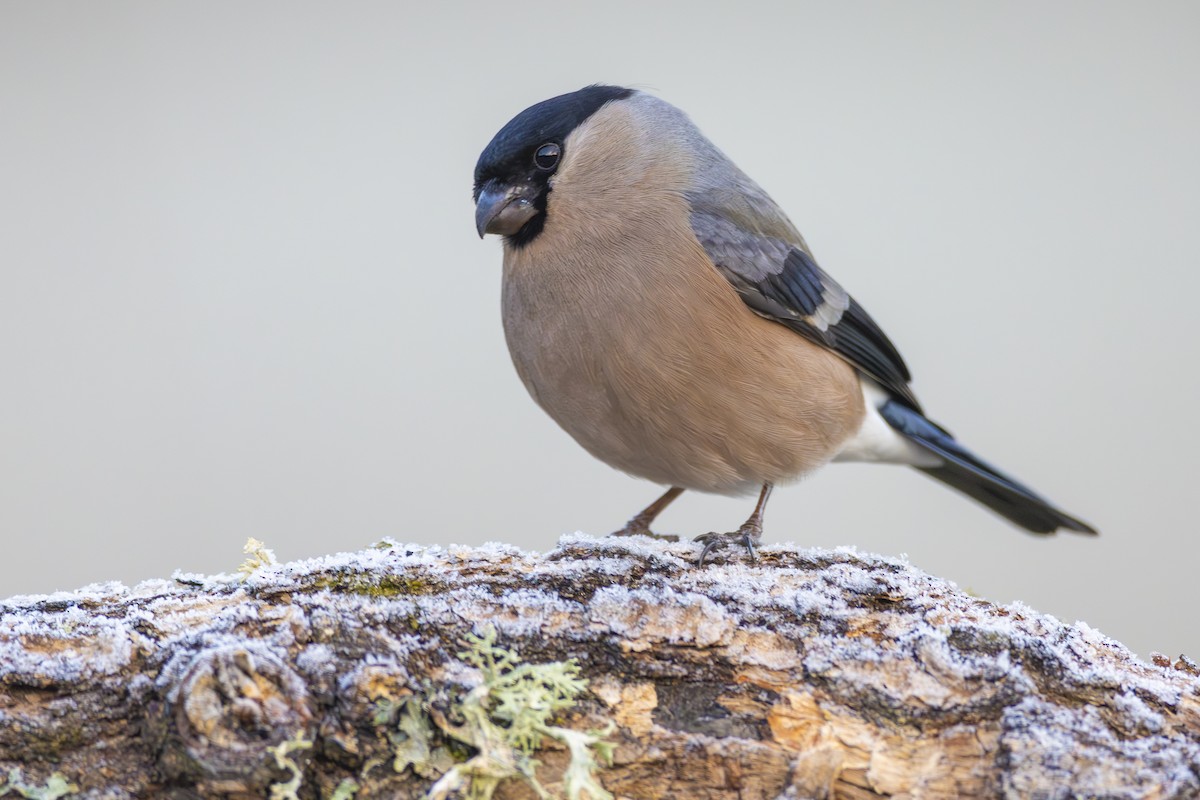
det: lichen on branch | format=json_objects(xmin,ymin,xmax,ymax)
[{"xmin": 380, "ymin": 625, "xmax": 612, "ymax": 800}]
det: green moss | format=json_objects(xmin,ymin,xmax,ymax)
[
  {"xmin": 17, "ymin": 723, "xmax": 90, "ymax": 761},
  {"xmin": 308, "ymin": 573, "xmax": 437, "ymax": 597}
]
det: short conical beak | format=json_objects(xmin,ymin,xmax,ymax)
[{"xmin": 475, "ymin": 181, "xmax": 539, "ymax": 238}]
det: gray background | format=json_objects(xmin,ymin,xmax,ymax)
[{"xmin": 2, "ymin": 2, "xmax": 1196, "ymax": 660}]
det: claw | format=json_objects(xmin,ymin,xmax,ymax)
[
  {"xmin": 694, "ymin": 526, "xmax": 759, "ymax": 566},
  {"xmin": 743, "ymin": 532, "xmax": 758, "ymax": 562},
  {"xmin": 693, "ymin": 482, "xmax": 772, "ymax": 566}
]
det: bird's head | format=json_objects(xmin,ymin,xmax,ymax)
[{"xmin": 473, "ymin": 85, "xmax": 634, "ymax": 247}]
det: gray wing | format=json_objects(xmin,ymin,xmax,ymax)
[{"xmin": 688, "ymin": 190, "xmax": 922, "ymax": 412}]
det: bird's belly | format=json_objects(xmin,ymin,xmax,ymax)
[{"xmin": 502, "ymin": 262, "xmax": 865, "ymax": 495}]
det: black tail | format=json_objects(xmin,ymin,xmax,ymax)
[{"xmin": 878, "ymin": 401, "xmax": 1097, "ymax": 535}]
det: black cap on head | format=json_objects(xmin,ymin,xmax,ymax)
[{"xmin": 474, "ymin": 85, "xmax": 634, "ymax": 191}]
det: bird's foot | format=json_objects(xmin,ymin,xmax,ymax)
[
  {"xmin": 610, "ymin": 487, "xmax": 685, "ymax": 541},
  {"xmin": 694, "ymin": 521, "xmax": 762, "ymax": 567},
  {"xmin": 610, "ymin": 518, "xmax": 680, "ymax": 542}
]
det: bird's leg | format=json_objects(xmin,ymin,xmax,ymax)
[
  {"xmin": 695, "ymin": 483, "xmax": 774, "ymax": 566},
  {"xmin": 611, "ymin": 486, "xmax": 684, "ymax": 541}
]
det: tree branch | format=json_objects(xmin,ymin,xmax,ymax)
[{"xmin": 1, "ymin": 535, "xmax": 1197, "ymax": 799}]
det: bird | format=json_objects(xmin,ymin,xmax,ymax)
[{"xmin": 472, "ymin": 85, "xmax": 1096, "ymax": 565}]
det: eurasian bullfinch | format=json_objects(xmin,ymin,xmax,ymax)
[{"xmin": 473, "ymin": 85, "xmax": 1095, "ymax": 564}]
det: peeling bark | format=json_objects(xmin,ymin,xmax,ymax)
[{"xmin": 1, "ymin": 535, "xmax": 1198, "ymax": 799}]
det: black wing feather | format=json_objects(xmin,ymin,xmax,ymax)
[
  {"xmin": 836, "ymin": 297, "xmax": 914, "ymax": 394},
  {"xmin": 692, "ymin": 208, "xmax": 922, "ymax": 411}
]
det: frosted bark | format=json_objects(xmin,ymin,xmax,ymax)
[{"xmin": 1, "ymin": 534, "xmax": 1198, "ymax": 799}]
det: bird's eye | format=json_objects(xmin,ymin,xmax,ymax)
[{"xmin": 533, "ymin": 143, "xmax": 561, "ymax": 171}]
